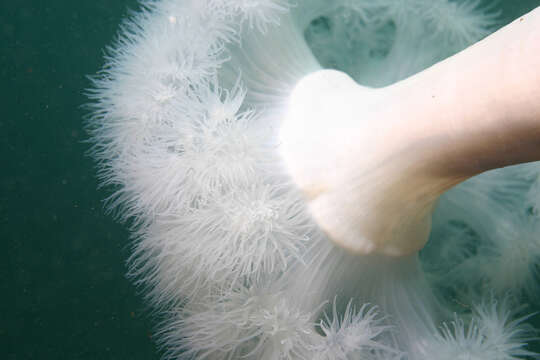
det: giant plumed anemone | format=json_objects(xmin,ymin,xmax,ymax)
[{"xmin": 87, "ymin": 0, "xmax": 540, "ymax": 359}]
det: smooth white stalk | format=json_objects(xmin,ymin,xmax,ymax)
[{"xmin": 280, "ymin": 6, "xmax": 540, "ymax": 256}]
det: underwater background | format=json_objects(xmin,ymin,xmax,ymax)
[{"xmin": 2, "ymin": 0, "xmax": 540, "ymax": 359}]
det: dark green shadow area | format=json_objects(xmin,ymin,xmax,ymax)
[
  {"xmin": 1, "ymin": 0, "xmax": 159, "ymax": 359},
  {"xmin": 1, "ymin": 0, "xmax": 539, "ymax": 359}
]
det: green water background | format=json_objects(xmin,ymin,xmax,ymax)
[{"xmin": 1, "ymin": 0, "xmax": 540, "ymax": 359}]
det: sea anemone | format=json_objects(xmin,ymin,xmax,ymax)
[{"xmin": 87, "ymin": 0, "xmax": 540, "ymax": 359}]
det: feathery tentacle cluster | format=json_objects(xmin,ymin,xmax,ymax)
[{"xmin": 88, "ymin": 0, "xmax": 540, "ymax": 359}]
